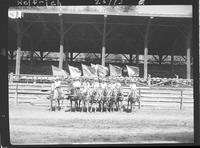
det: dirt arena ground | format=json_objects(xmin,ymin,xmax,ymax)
[{"xmin": 9, "ymin": 103, "xmax": 194, "ymax": 145}]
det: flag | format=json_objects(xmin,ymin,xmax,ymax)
[
  {"xmin": 68, "ymin": 65, "xmax": 81, "ymax": 77},
  {"xmin": 91, "ymin": 63, "xmax": 98, "ymax": 75},
  {"xmin": 51, "ymin": 65, "xmax": 69, "ymax": 78},
  {"xmin": 81, "ymin": 64, "xmax": 96, "ymax": 77},
  {"xmin": 97, "ymin": 64, "xmax": 108, "ymax": 77},
  {"xmin": 109, "ymin": 64, "xmax": 122, "ymax": 77},
  {"xmin": 126, "ymin": 65, "xmax": 139, "ymax": 77}
]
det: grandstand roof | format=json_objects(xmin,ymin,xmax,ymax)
[{"xmin": 8, "ymin": 6, "xmax": 192, "ymax": 56}]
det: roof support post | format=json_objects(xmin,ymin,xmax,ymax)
[
  {"xmin": 186, "ymin": 29, "xmax": 192, "ymax": 79},
  {"xmin": 15, "ymin": 19, "xmax": 22, "ymax": 75},
  {"xmin": 171, "ymin": 50, "xmax": 174, "ymax": 74},
  {"xmin": 59, "ymin": 14, "xmax": 64, "ymax": 69},
  {"xmin": 129, "ymin": 54, "xmax": 133, "ymax": 63},
  {"xmin": 136, "ymin": 49, "xmax": 139, "ymax": 66},
  {"xmin": 143, "ymin": 17, "xmax": 152, "ymax": 79},
  {"xmin": 101, "ymin": 15, "xmax": 107, "ymax": 67},
  {"xmin": 70, "ymin": 52, "xmax": 73, "ymax": 61}
]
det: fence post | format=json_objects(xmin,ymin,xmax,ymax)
[
  {"xmin": 15, "ymin": 83, "xmax": 19, "ymax": 105},
  {"xmin": 148, "ymin": 74, "xmax": 151, "ymax": 87},
  {"xmin": 180, "ymin": 89, "xmax": 183, "ymax": 110},
  {"xmin": 138, "ymin": 88, "xmax": 141, "ymax": 109}
]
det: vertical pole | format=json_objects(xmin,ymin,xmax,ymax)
[
  {"xmin": 136, "ymin": 51, "xmax": 139, "ymax": 66},
  {"xmin": 143, "ymin": 17, "xmax": 152, "ymax": 79},
  {"xmin": 59, "ymin": 14, "xmax": 64, "ymax": 69},
  {"xmin": 129, "ymin": 54, "xmax": 133, "ymax": 63},
  {"xmin": 15, "ymin": 19, "xmax": 22, "ymax": 76},
  {"xmin": 138, "ymin": 88, "xmax": 141, "ymax": 109},
  {"xmin": 171, "ymin": 50, "xmax": 174, "ymax": 74},
  {"xmin": 15, "ymin": 83, "xmax": 18, "ymax": 105},
  {"xmin": 70, "ymin": 52, "xmax": 73, "ymax": 61},
  {"xmin": 40, "ymin": 51, "xmax": 43, "ymax": 61},
  {"xmin": 180, "ymin": 90, "xmax": 183, "ymax": 110},
  {"xmin": 186, "ymin": 47, "xmax": 191, "ymax": 79},
  {"xmin": 158, "ymin": 55, "xmax": 162, "ymax": 64},
  {"xmin": 101, "ymin": 15, "xmax": 107, "ymax": 67},
  {"xmin": 186, "ymin": 29, "xmax": 192, "ymax": 79}
]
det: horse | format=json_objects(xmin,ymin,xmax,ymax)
[
  {"xmin": 68, "ymin": 87, "xmax": 82, "ymax": 112},
  {"xmin": 99, "ymin": 87, "xmax": 111, "ymax": 112},
  {"xmin": 47, "ymin": 86, "xmax": 65, "ymax": 111},
  {"xmin": 108, "ymin": 89, "xmax": 118, "ymax": 112},
  {"xmin": 80, "ymin": 87, "xmax": 92, "ymax": 112},
  {"xmin": 90, "ymin": 87, "xmax": 101, "ymax": 112},
  {"xmin": 115, "ymin": 88, "xmax": 124, "ymax": 112},
  {"xmin": 127, "ymin": 88, "xmax": 141, "ymax": 112}
]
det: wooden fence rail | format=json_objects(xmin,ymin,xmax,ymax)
[{"xmin": 9, "ymin": 83, "xmax": 193, "ymax": 110}]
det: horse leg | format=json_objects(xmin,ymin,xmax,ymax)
[
  {"xmin": 130, "ymin": 102, "xmax": 133, "ymax": 112},
  {"xmin": 78, "ymin": 100, "xmax": 81, "ymax": 112},
  {"xmin": 90, "ymin": 102, "xmax": 93, "ymax": 112},
  {"xmin": 86, "ymin": 102, "xmax": 89, "ymax": 113},
  {"xmin": 81, "ymin": 101, "xmax": 84, "ymax": 112},
  {"xmin": 50, "ymin": 98, "xmax": 53, "ymax": 111},
  {"xmin": 127, "ymin": 100, "xmax": 129, "ymax": 111},
  {"xmin": 70, "ymin": 100, "xmax": 72, "ymax": 112},
  {"xmin": 94, "ymin": 103, "xmax": 97, "ymax": 112},
  {"xmin": 57, "ymin": 99, "xmax": 61, "ymax": 111},
  {"xmin": 138, "ymin": 98, "xmax": 141, "ymax": 109},
  {"xmin": 101, "ymin": 102, "xmax": 103, "ymax": 112}
]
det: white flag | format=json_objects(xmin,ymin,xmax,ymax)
[
  {"xmin": 68, "ymin": 65, "xmax": 81, "ymax": 77},
  {"xmin": 51, "ymin": 65, "xmax": 69, "ymax": 78}
]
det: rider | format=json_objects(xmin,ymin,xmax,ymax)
[
  {"xmin": 129, "ymin": 83, "xmax": 139, "ymax": 99},
  {"xmin": 50, "ymin": 77, "xmax": 63, "ymax": 111}
]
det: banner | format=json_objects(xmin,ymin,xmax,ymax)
[
  {"xmin": 126, "ymin": 65, "xmax": 139, "ymax": 77},
  {"xmin": 109, "ymin": 64, "xmax": 122, "ymax": 77},
  {"xmin": 91, "ymin": 63, "xmax": 98, "ymax": 75},
  {"xmin": 81, "ymin": 64, "xmax": 96, "ymax": 77},
  {"xmin": 97, "ymin": 64, "xmax": 108, "ymax": 77},
  {"xmin": 51, "ymin": 65, "xmax": 69, "ymax": 78},
  {"xmin": 68, "ymin": 65, "xmax": 81, "ymax": 77}
]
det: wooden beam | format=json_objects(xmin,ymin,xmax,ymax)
[
  {"xmin": 70, "ymin": 52, "xmax": 73, "ymax": 61},
  {"xmin": 40, "ymin": 50, "xmax": 44, "ymax": 61},
  {"xmin": 136, "ymin": 49, "xmax": 139, "ymax": 66},
  {"xmin": 73, "ymin": 53, "xmax": 81, "ymax": 60},
  {"xmin": 59, "ymin": 14, "xmax": 64, "ymax": 69},
  {"xmin": 93, "ymin": 53, "xmax": 100, "ymax": 59},
  {"xmin": 92, "ymin": 24, "xmax": 102, "ymax": 36},
  {"xmin": 105, "ymin": 53, "xmax": 110, "ymax": 58},
  {"xmin": 64, "ymin": 24, "xmax": 74, "ymax": 35},
  {"xmin": 158, "ymin": 55, "xmax": 163, "ymax": 64},
  {"xmin": 144, "ymin": 17, "xmax": 152, "ymax": 79},
  {"xmin": 122, "ymin": 54, "xmax": 129, "ymax": 61},
  {"xmin": 15, "ymin": 19, "xmax": 22, "ymax": 75},
  {"xmin": 22, "ymin": 22, "xmax": 33, "ymax": 35},
  {"xmin": 186, "ymin": 29, "xmax": 192, "ymax": 79},
  {"xmin": 101, "ymin": 15, "xmax": 107, "ymax": 67},
  {"xmin": 161, "ymin": 55, "xmax": 169, "ymax": 62},
  {"xmin": 171, "ymin": 50, "xmax": 174, "ymax": 74},
  {"xmin": 43, "ymin": 52, "xmax": 51, "ymax": 58}
]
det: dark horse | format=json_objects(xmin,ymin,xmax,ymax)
[
  {"xmin": 127, "ymin": 88, "xmax": 141, "ymax": 112},
  {"xmin": 115, "ymin": 89, "xmax": 124, "ymax": 112},
  {"xmin": 68, "ymin": 87, "xmax": 82, "ymax": 112},
  {"xmin": 99, "ymin": 88, "xmax": 110, "ymax": 112}
]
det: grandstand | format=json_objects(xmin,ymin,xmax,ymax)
[{"xmin": 8, "ymin": 6, "xmax": 192, "ymax": 79}]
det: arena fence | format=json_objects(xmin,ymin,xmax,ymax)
[{"xmin": 9, "ymin": 82, "xmax": 193, "ymax": 110}]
